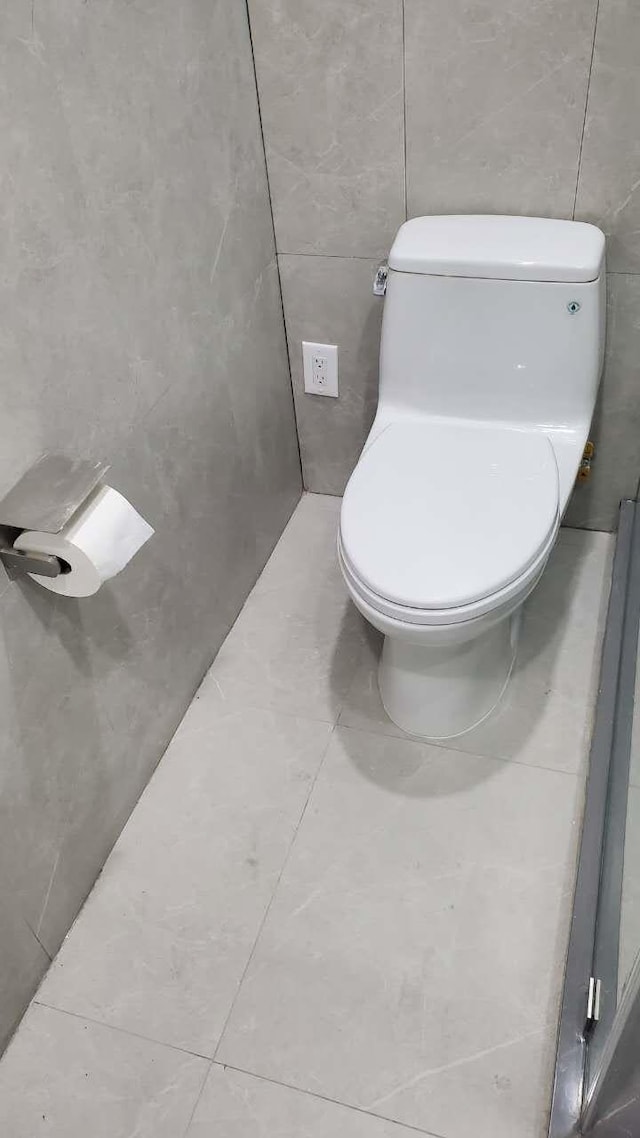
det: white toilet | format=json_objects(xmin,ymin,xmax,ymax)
[{"xmin": 338, "ymin": 215, "xmax": 606, "ymax": 740}]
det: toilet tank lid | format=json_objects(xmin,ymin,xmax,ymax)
[{"xmin": 388, "ymin": 216, "xmax": 606, "ymax": 282}]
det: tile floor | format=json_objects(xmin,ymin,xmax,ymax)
[{"xmin": 0, "ymin": 493, "xmax": 614, "ymax": 1138}]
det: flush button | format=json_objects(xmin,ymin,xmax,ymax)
[{"xmin": 567, "ymin": 300, "xmax": 581, "ymax": 314}]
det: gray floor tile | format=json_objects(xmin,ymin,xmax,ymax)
[
  {"xmin": 37, "ymin": 704, "xmax": 332, "ymax": 1057},
  {"xmin": 253, "ymin": 492, "xmax": 342, "ymax": 596},
  {"xmin": 341, "ymin": 648, "xmax": 596, "ymax": 775},
  {"xmin": 340, "ymin": 529, "xmax": 613, "ymax": 774},
  {"xmin": 0, "ymin": 496, "xmax": 603, "ymax": 1138},
  {"xmin": 218, "ymin": 726, "xmax": 584, "ymax": 1138},
  {"xmin": 205, "ymin": 495, "xmax": 367, "ymax": 722},
  {"xmin": 0, "ymin": 1003, "xmax": 208, "ymax": 1138},
  {"xmin": 204, "ymin": 584, "xmax": 367, "ymax": 724},
  {"xmin": 187, "ymin": 1064, "xmax": 434, "ymax": 1137}
]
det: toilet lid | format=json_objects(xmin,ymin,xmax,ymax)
[{"xmin": 340, "ymin": 420, "xmax": 559, "ymax": 610}]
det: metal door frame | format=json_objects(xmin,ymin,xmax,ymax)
[{"xmin": 549, "ymin": 500, "xmax": 640, "ymax": 1137}]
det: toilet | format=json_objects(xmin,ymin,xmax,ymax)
[{"xmin": 338, "ymin": 215, "xmax": 606, "ymax": 740}]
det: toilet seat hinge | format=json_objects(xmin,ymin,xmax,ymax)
[
  {"xmin": 577, "ymin": 440, "xmax": 595, "ymax": 483},
  {"xmin": 373, "ymin": 263, "xmax": 388, "ymax": 296}
]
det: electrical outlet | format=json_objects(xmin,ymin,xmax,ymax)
[{"xmin": 302, "ymin": 341, "xmax": 338, "ymax": 397}]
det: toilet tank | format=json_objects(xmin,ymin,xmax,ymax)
[{"xmin": 378, "ymin": 216, "xmax": 606, "ymax": 430}]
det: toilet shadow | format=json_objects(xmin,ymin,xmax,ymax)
[{"xmin": 333, "ymin": 527, "xmax": 599, "ymax": 799}]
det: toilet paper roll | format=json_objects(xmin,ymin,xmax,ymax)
[{"xmin": 14, "ymin": 484, "xmax": 154, "ymax": 597}]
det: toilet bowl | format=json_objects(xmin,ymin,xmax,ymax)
[{"xmin": 338, "ymin": 215, "xmax": 606, "ymax": 739}]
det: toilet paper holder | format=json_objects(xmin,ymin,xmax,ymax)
[{"xmin": 0, "ymin": 454, "xmax": 110, "ymax": 579}]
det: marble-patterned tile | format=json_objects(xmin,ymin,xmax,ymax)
[
  {"xmin": 525, "ymin": 528, "xmax": 614, "ymax": 631},
  {"xmin": 204, "ymin": 569, "xmax": 368, "ymax": 724},
  {"xmin": 187, "ymin": 1064, "xmax": 433, "ymax": 1138},
  {"xmin": 405, "ymin": 0, "xmax": 597, "ymax": 219},
  {"xmin": 0, "ymin": 574, "xmax": 135, "ymax": 961},
  {"xmin": 248, "ymin": 0, "xmax": 405, "ymax": 257},
  {"xmin": 0, "ymin": 0, "xmax": 273, "ymax": 492},
  {"xmin": 565, "ymin": 275, "xmax": 640, "ymax": 532},
  {"xmin": 38, "ymin": 705, "xmax": 332, "ymax": 1057},
  {"xmin": 279, "ymin": 255, "xmax": 382, "ymax": 495},
  {"xmin": 21, "ymin": 344, "xmax": 300, "ymax": 958},
  {"xmin": 0, "ymin": 1003, "xmax": 208, "ymax": 1138},
  {"xmin": 0, "ymin": 584, "xmax": 60, "ymax": 944},
  {"xmin": 218, "ymin": 727, "xmax": 583, "ymax": 1138},
  {"xmin": 341, "ymin": 529, "xmax": 612, "ymax": 774},
  {"xmin": 340, "ymin": 626, "xmax": 598, "ymax": 779},
  {"xmin": 125, "ymin": 253, "xmax": 301, "ymax": 645},
  {"xmin": 0, "ymin": 0, "xmax": 301, "ymax": 1030},
  {"xmin": 575, "ymin": 0, "xmax": 640, "ymax": 272},
  {"xmin": 254, "ymin": 492, "xmax": 341, "ymax": 595},
  {"xmin": 198, "ymin": 493, "xmax": 364, "ymax": 723},
  {"xmin": 0, "ymin": 426, "xmax": 248, "ymax": 965}
]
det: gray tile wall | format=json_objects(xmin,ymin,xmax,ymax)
[
  {"xmin": 0, "ymin": 0, "xmax": 301, "ymax": 1048},
  {"xmin": 249, "ymin": 0, "xmax": 640, "ymax": 530}
]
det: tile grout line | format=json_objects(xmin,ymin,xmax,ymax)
[
  {"xmin": 35, "ymin": 851, "xmax": 60, "ymax": 940},
  {"xmin": 212, "ymin": 721, "xmax": 340, "ymax": 1064},
  {"xmin": 32, "ymin": 1001, "xmax": 215, "ymax": 1062},
  {"xmin": 22, "ymin": 921, "xmax": 52, "ymax": 964},
  {"xmin": 19, "ymin": 501, "xmax": 602, "ymax": 1132},
  {"xmin": 180, "ymin": 1058, "xmax": 214, "ymax": 1138},
  {"xmin": 212, "ymin": 1059, "xmax": 447, "ymax": 1138},
  {"xmin": 278, "ymin": 251, "xmax": 384, "ymax": 261},
  {"xmin": 30, "ymin": 1002, "xmax": 216, "ymax": 1138},
  {"xmin": 203, "ymin": 683, "xmax": 340, "ymax": 729},
  {"xmin": 572, "ymin": 0, "xmax": 600, "ymax": 218},
  {"xmin": 27, "ymin": 1001, "xmax": 459, "ymax": 1138},
  {"xmin": 27, "ymin": 506, "xmax": 349, "ymax": 1072},
  {"xmin": 335, "ymin": 719, "xmax": 590, "ymax": 782}
]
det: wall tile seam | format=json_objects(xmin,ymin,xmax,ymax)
[
  {"xmin": 277, "ymin": 253, "xmax": 380, "ymax": 262},
  {"xmin": 572, "ymin": 0, "xmax": 602, "ymax": 219},
  {"xmin": 0, "ymin": 926, "xmax": 51, "ymax": 1058},
  {"xmin": 23, "ymin": 922, "xmax": 52, "ymax": 964},
  {"xmin": 243, "ymin": 0, "xmax": 304, "ymax": 487}
]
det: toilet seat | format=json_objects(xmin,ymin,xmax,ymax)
[
  {"xmin": 339, "ymin": 523, "xmax": 555, "ymax": 628},
  {"xmin": 340, "ymin": 419, "xmax": 560, "ymax": 623}
]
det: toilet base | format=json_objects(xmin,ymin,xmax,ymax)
[{"xmin": 378, "ymin": 612, "xmax": 520, "ymax": 741}]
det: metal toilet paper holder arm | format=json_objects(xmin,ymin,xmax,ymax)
[{"xmin": 0, "ymin": 454, "xmax": 110, "ymax": 579}]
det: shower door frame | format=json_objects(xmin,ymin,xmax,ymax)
[{"xmin": 549, "ymin": 498, "xmax": 640, "ymax": 1137}]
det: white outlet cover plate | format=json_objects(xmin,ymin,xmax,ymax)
[{"xmin": 302, "ymin": 341, "xmax": 339, "ymax": 398}]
